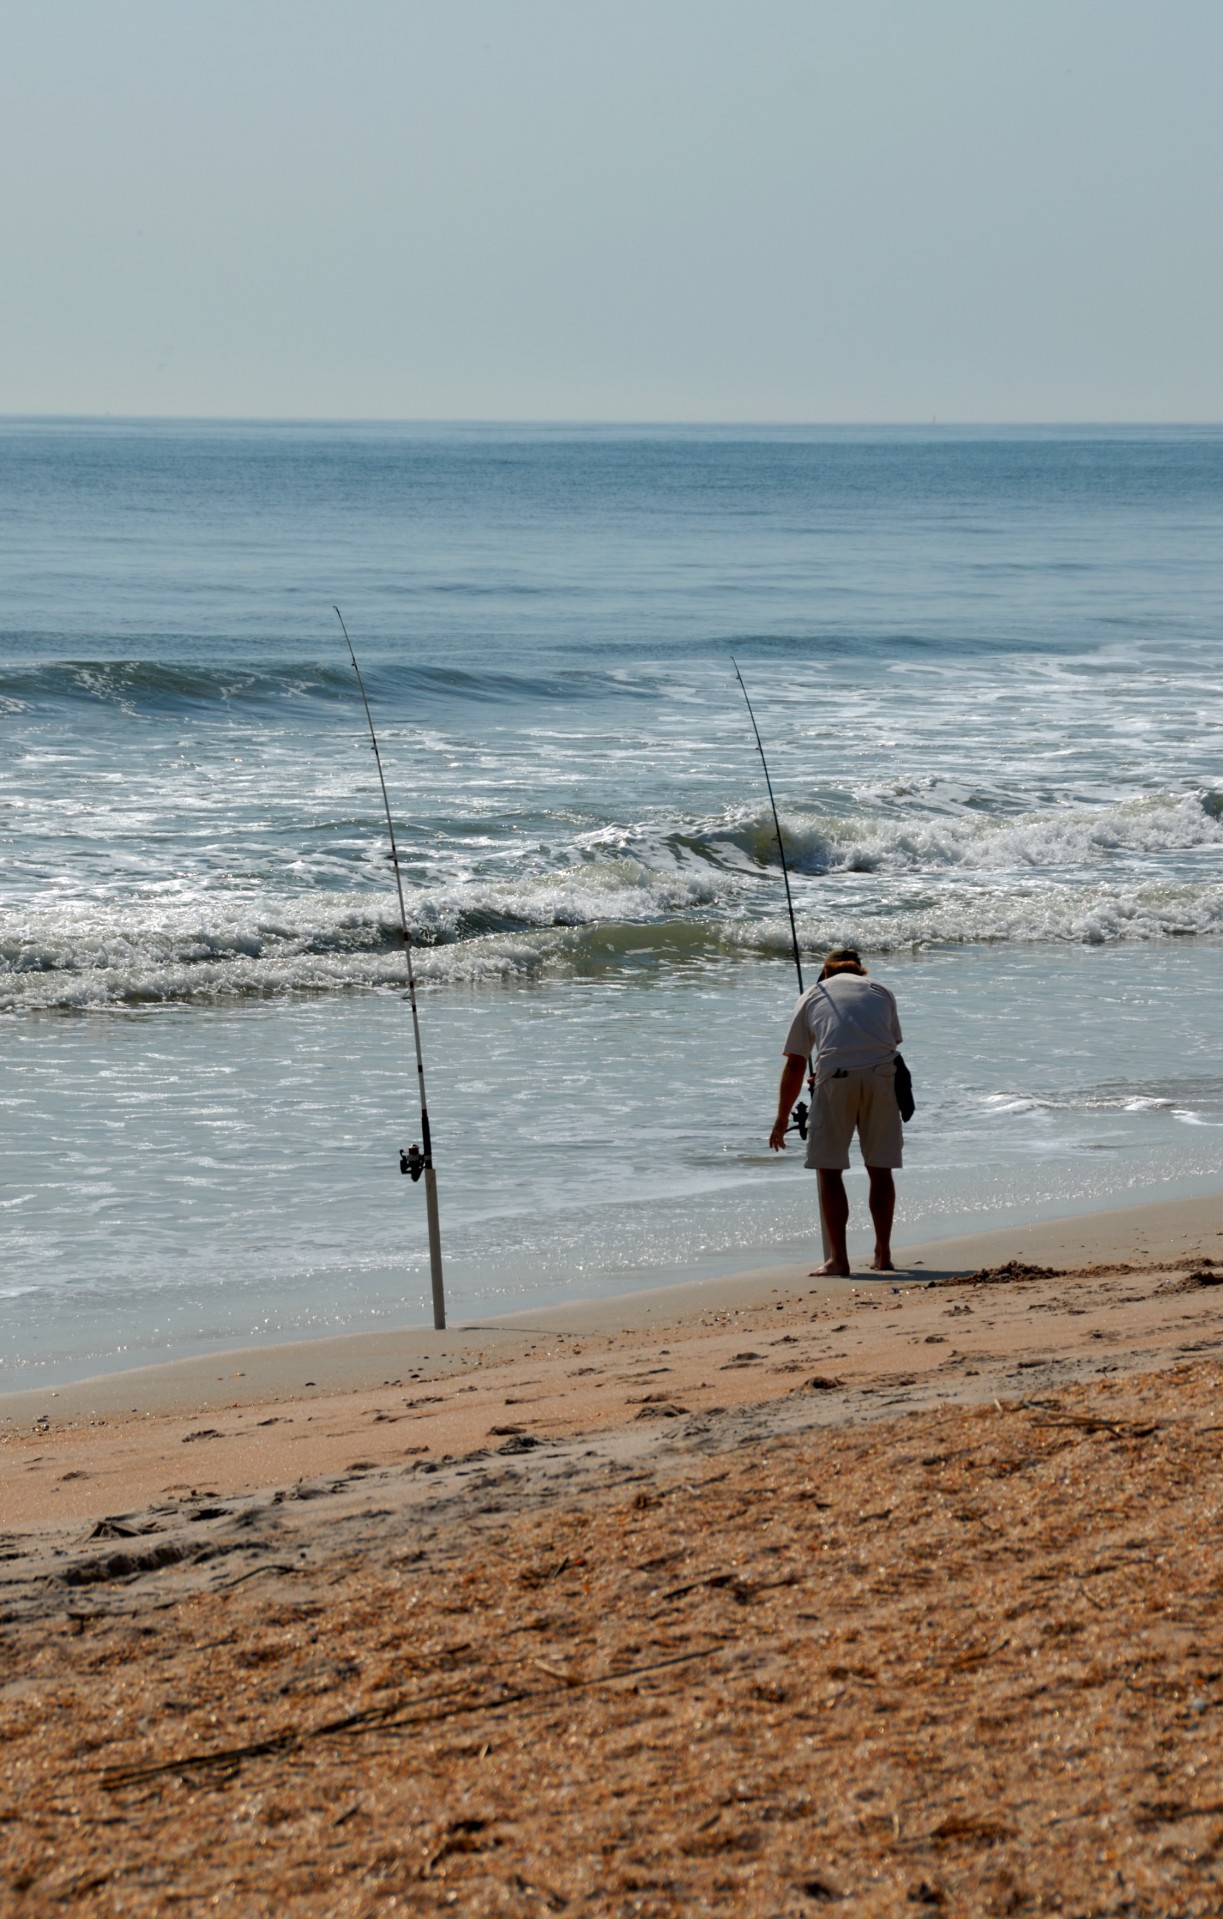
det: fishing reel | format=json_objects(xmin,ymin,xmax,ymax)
[
  {"xmin": 399, "ymin": 1143, "xmax": 426, "ymax": 1183},
  {"xmin": 790, "ymin": 1100, "xmax": 809, "ymax": 1141}
]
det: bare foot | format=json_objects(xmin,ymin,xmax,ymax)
[
  {"xmin": 870, "ymin": 1253, "xmax": 896, "ymax": 1272},
  {"xmin": 809, "ymin": 1259, "xmax": 851, "ymax": 1278}
]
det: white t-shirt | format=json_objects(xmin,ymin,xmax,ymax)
[{"xmin": 784, "ymin": 973, "xmax": 902, "ymax": 1072}]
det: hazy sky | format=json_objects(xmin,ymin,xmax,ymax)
[{"xmin": 3, "ymin": 0, "xmax": 1221, "ymax": 420}]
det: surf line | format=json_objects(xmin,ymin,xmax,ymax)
[
  {"xmin": 731, "ymin": 658, "xmax": 831, "ymax": 1264},
  {"xmin": 335, "ymin": 606, "xmax": 446, "ymax": 1331}
]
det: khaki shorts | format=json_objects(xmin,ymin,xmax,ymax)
[{"xmin": 804, "ymin": 1062, "xmax": 903, "ymax": 1171}]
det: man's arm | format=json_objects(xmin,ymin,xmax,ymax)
[
  {"xmin": 769, "ymin": 1052, "xmax": 809, "ymax": 1151},
  {"xmin": 884, "ymin": 985, "xmax": 903, "ymax": 1046}
]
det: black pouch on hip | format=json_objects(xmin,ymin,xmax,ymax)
[{"xmin": 894, "ymin": 1054, "xmax": 915, "ymax": 1124}]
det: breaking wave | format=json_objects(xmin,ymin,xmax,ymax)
[
  {"xmin": 0, "ymin": 655, "xmax": 649, "ymax": 718},
  {"xmin": 3, "ymin": 846, "xmax": 1221, "ymax": 1013},
  {"xmin": 655, "ymin": 788, "xmax": 1223, "ymax": 878}
]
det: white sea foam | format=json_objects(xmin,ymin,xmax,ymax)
[
  {"xmin": 3, "ymin": 866, "xmax": 1220, "ymax": 1009},
  {"xmin": 679, "ymin": 789, "xmax": 1223, "ymax": 877},
  {"xmin": 3, "ymin": 785, "xmax": 1222, "ymax": 1011}
]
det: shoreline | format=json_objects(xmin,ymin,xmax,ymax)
[
  {"xmin": 1, "ymin": 1188, "xmax": 1218, "ymax": 1535},
  {"xmin": 3, "ymin": 1188, "xmax": 1219, "ymax": 1425}
]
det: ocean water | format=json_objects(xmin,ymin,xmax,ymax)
[{"xmin": 2, "ymin": 421, "xmax": 1221, "ymax": 1389}]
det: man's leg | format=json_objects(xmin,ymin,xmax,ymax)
[
  {"xmin": 811, "ymin": 1170, "xmax": 850, "ymax": 1277},
  {"xmin": 866, "ymin": 1166, "xmax": 895, "ymax": 1272}
]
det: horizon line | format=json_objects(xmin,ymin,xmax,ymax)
[{"xmin": 2, "ymin": 412, "xmax": 1222, "ymax": 431}]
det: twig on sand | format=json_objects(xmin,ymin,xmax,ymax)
[
  {"xmin": 99, "ymin": 1646, "xmax": 718, "ymax": 1791},
  {"xmin": 1073, "ymin": 1576, "xmax": 1108, "ymax": 1612},
  {"xmin": 210, "ymin": 1562, "xmax": 301, "ymax": 1592},
  {"xmin": 655, "ymin": 1569, "xmax": 801, "ymax": 1611},
  {"xmin": 1029, "ymin": 1410, "xmax": 1164, "ymax": 1441}
]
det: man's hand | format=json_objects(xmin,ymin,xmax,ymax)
[{"xmin": 770, "ymin": 1053, "xmax": 809, "ymax": 1151}]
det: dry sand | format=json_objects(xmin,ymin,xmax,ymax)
[{"xmin": 3, "ymin": 1191, "xmax": 1223, "ymax": 1915}]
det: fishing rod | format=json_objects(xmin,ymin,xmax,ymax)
[
  {"xmin": 732, "ymin": 660, "xmax": 804, "ymax": 1000},
  {"xmin": 731, "ymin": 657, "xmax": 817, "ymax": 1163},
  {"xmin": 335, "ymin": 605, "xmax": 446, "ymax": 1332}
]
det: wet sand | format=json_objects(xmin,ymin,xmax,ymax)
[
  {"xmin": 3, "ymin": 1190, "xmax": 1223, "ymax": 1914},
  {"xmin": 3, "ymin": 1192, "xmax": 1219, "ymax": 1528}
]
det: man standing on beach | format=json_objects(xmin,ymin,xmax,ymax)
[{"xmin": 769, "ymin": 948, "xmax": 903, "ymax": 1277}]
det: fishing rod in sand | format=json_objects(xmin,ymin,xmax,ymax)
[
  {"xmin": 335, "ymin": 606, "xmax": 446, "ymax": 1332},
  {"xmin": 731, "ymin": 658, "xmax": 832, "ymax": 1263}
]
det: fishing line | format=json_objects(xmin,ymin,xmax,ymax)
[
  {"xmin": 732, "ymin": 658, "xmax": 804, "ymax": 998},
  {"xmin": 731, "ymin": 658, "xmax": 818, "ymax": 1184},
  {"xmin": 335, "ymin": 605, "xmax": 446, "ymax": 1331}
]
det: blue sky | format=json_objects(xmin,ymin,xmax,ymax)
[{"xmin": 2, "ymin": 0, "xmax": 1221, "ymax": 420}]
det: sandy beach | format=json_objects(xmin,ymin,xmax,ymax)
[{"xmin": 3, "ymin": 1189, "xmax": 1223, "ymax": 1915}]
